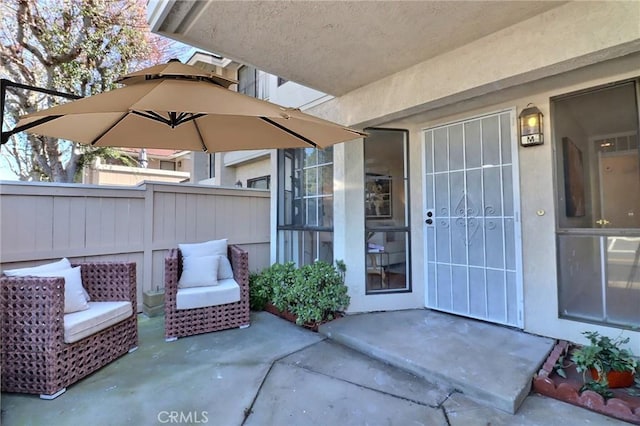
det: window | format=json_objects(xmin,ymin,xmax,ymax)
[
  {"xmin": 159, "ymin": 160, "xmax": 176, "ymax": 171},
  {"xmin": 554, "ymin": 79, "xmax": 640, "ymax": 329},
  {"xmin": 208, "ymin": 153, "xmax": 215, "ymax": 178},
  {"xmin": 364, "ymin": 128, "xmax": 410, "ymax": 294},
  {"xmin": 238, "ymin": 66, "xmax": 257, "ymax": 97},
  {"xmin": 247, "ymin": 175, "xmax": 270, "ymax": 189},
  {"xmin": 277, "ymin": 148, "xmax": 333, "ymax": 265}
]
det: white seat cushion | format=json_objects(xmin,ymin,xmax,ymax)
[
  {"xmin": 64, "ymin": 301, "xmax": 132, "ymax": 343},
  {"xmin": 176, "ymin": 278, "xmax": 240, "ymax": 310}
]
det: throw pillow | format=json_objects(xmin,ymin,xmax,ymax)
[
  {"xmin": 3, "ymin": 258, "xmax": 91, "ymax": 302},
  {"xmin": 179, "ymin": 239, "xmax": 228, "ymax": 258},
  {"xmin": 3, "ymin": 257, "xmax": 71, "ymax": 276},
  {"xmin": 218, "ymin": 256, "xmax": 234, "ymax": 280},
  {"xmin": 179, "ymin": 255, "xmax": 220, "ymax": 288},
  {"xmin": 30, "ymin": 266, "xmax": 90, "ymax": 314}
]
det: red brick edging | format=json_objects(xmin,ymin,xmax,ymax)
[{"xmin": 533, "ymin": 340, "xmax": 640, "ymax": 424}]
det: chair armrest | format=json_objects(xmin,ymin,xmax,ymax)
[
  {"xmin": 0, "ymin": 276, "xmax": 66, "ymax": 347},
  {"xmin": 228, "ymin": 244, "xmax": 249, "ymax": 293},
  {"xmin": 164, "ymin": 248, "xmax": 180, "ymax": 302},
  {"xmin": 76, "ymin": 262, "xmax": 137, "ymax": 304}
]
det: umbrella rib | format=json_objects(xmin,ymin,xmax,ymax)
[
  {"xmin": 176, "ymin": 113, "xmax": 205, "ymax": 126},
  {"xmin": 1, "ymin": 115, "xmax": 63, "ymax": 144},
  {"xmin": 131, "ymin": 110, "xmax": 171, "ymax": 126},
  {"xmin": 130, "ymin": 110, "xmax": 205, "ymax": 128},
  {"xmin": 259, "ymin": 117, "xmax": 318, "ymax": 148},
  {"xmin": 90, "ymin": 112, "xmax": 129, "ymax": 146},
  {"xmin": 192, "ymin": 119, "xmax": 208, "ymax": 152}
]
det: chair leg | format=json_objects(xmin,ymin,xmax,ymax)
[
  {"xmin": 128, "ymin": 346, "xmax": 138, "ymax": 353},
  {"xmin": 240, "ymin": 324, "xmax": 250, "ymax": 329},
  {"xmin": 165, "ymin": 336, "xmax": 178, "ymax": 342},
  {"xmin": 40, "ymin": 388, "xmax": 66, "ymax": 400}
]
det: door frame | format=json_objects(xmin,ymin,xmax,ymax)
[{"xmin": 421, "ymin": 107, "xmax": 524, "ymax": 328}]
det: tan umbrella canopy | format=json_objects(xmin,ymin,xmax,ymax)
[{"xmin": 12, "ymin": 60, "xmax": 366, "ymax": 151}]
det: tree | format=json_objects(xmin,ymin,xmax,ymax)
[{"xmin": 0, "ymin": 0, "xmax": 185, "ymax": 182}]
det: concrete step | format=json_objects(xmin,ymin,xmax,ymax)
[{"xmin": 318, "ymin": 309, "xmax": 555, "ymax": 414}]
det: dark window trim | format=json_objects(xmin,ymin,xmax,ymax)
[
  {"xmin": 277, "ymin": 225, "xmax": 333, "ymax": 232},
  {"xmin": 363, "ymin": 127, "xmax": 412, "ymax": 295},
  {"xmin": 277, "ymin": 77, "xmax": 288, "ymax": 87},
  {"xmin": 247, "ymin": 175, "xmax": 271, "ymax": 189}
]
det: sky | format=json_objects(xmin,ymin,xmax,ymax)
[{"xmin": 0, "ymin": 28, "xmax": 197, "ymax": 182}]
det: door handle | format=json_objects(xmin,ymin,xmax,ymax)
[
  {"xmin": 425, "ymin": 210, "xmax": 434, "ymax": 226},
  {"xmin": 596, "ymin": 219, "xmax": 610, "ymax": 225}
]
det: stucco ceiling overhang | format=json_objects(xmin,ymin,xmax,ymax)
[{"xmin": 149, "ymin": 1, "xmax": 566, "ymax": 96}]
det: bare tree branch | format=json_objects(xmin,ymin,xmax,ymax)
[{"xmin": 1, "ymin": 0, "xmax": 187, "ymax": 182}]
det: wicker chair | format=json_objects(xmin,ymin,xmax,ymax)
[
  {"xmin": 0, "ymin": 262, "xmax": 138, "ymax": 399},
  {"xmin": 164, "ymin": 244, "xmax": 250, "ymax": 340}
]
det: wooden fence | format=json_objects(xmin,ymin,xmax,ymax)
[{"xmin": 0, "ymin": 181, "xmax": 271, "ymax": 311}]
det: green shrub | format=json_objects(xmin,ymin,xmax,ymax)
[
  {"xmin": 268, "ymin": 261, "xmax": 298, "ymax": 312},
  {"xmin": 249, "ymin": 260, "xmax": 350, "ymax": 326},
  {"xmin": 249, "ymin": 261, "xmax": 296, "ymax": 311},
  {"xmin": 249, "ymin": 271, "xmax": 268, "ymax": 311},
  {"xmin": 287, "ymin": 260, "xmax": 350, "ymax": 326}
]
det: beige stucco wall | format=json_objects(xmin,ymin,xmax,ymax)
[
  {"xmin": 234, "ymin": 157, "xmax": 271, "ymax": 188},
  {"xmin": 84, "ymin": 163, "xmax": 190, "ymax": 186},
  {"xmin": 341, "ymin": 59, "xmax": 640, "ymax": 349},
  {"xmin": 311, "ymin": 1, "xmax": 640, "ymax": 129},
  {"xmin": 319, "ymin": 0, "xmax": 640, "ymax": 348}
]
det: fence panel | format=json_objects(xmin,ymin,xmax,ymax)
[{"xmin": 0, "ymin": 181, "xmax": 270, "ymax": 311}]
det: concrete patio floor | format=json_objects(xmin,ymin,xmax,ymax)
[{"xmin": 1, "ymin": 310, "xmax": 631, "ymax": 425}]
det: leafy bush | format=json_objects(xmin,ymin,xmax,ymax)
[
  {"xmin": 287, "ymin": 260, "xmax": 350, "ymax": 326},
  {"xmin": 249, "ymin": 260, "xmax": 350, "ymax": 327},
  {"xmin": 266, "ymin": 261, "xmax": 297, "ymax": 312},
  {"xmin": 249, "ymin": 272, "xmax": 268, "ymax": 311},
  {"xmin": 249, "ymin": 261, "xmax": 296, "ymax": 311}
]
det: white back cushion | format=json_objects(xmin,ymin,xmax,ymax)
[
  {"xmin": 3, "ymin": 258, "xmax": 91, "ymax": 301},
  {"xmin": 218, "ymin": 256, "xmax": 234, "ymax": 280},
  {"xmin": 179, "ymin": 255, "xmax": 220, "ymax": 288},
  {"xmin": 179, "ymin": 239, "xmax": 227, "ymax": 257},
  {"xmin": 3, "ymin": 258, "xmax": 71, "ymax": 276},
  {"xmin": 30, "ymin": 266, "xmax": 90, "ymax": 314}
]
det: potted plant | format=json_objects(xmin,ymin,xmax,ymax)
[{"xmin": 571, "ymin": 331, "xmax": 638, "ymax": 391}]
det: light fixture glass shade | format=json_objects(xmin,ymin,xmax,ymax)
[{"xmin": 519, "ymin": 105, "xmax": 544, "ymax": 146}]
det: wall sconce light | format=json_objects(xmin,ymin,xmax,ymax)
[{"xmin": 519, "ymin": 104, "xmax": 544, "ymax": 147}]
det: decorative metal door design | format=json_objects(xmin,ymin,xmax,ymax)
[{"xmin": 424, "ymin": 111, "xmax": 523, "ymax": 327}]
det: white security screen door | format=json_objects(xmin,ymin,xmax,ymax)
[{"xmin": 424, "ymin": 111, "xmax": 523, "ymax": 327}]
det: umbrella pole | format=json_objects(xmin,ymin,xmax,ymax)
[{"xmin": 0, "ymin": 79, "xmax": 82, "ymax": 145}]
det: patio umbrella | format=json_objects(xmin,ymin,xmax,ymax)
[{"xmin": 11, "ymin": 60, "xmax": 366, "ymax": 152}]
